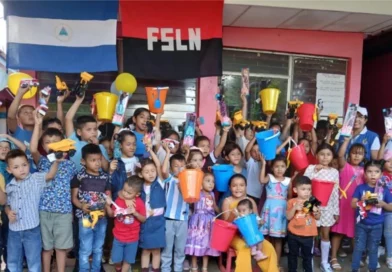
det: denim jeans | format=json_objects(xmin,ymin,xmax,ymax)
[
  {"xmin": 78, "ymin": 218, "xmax": 107, "ymax": 272},
  {"xmin": 385, "ymin": 212, "xmax": 392, "ymax": 258},
  {"xmin": 7, "ymin": 226, "xmax": 42, "ymax": 272},
  {"xmin": 352, "ymin": 222, "xmax": 382, "ymax": 271}
]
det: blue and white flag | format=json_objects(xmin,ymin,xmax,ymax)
[{"xmin": 5, "ymin": 0, "xmax": 118, "ymax": 73}]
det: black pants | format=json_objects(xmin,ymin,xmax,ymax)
[{"xmin": 287, "ymin": 232, "xmax": 314, "ymax": 272}]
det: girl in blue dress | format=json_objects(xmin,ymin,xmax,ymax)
[
  {"xmin": 124, "ymin": 108, "xmax": 151, "ymax": 159},
  {"xmin": 259, "ymin": 155, "xmax": 290, "ymax": 267},
  {"xmin": 137, "ymin": 145, "xmax": 166, "ymax": 272}
]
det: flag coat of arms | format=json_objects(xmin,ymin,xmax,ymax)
[
  {"xmin": 5, "ymin": 0, "xmax": 118, "ymax": 73},
  {"xmin": 120, "ymin": 0, "xmax": 223, "ymax": 80}
]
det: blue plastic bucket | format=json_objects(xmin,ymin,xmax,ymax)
[
  {"xmin": 234, "ymin": 214, "xmax": 264, "ymax": 247},
  {"xmin": 212, "ymin": 164, "xmax": 234, "ymax": 192},
  {"xmin": 255, "ymin": 130, "xmax": 280, "ymax": 160}
]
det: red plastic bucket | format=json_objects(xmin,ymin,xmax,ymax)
[
  {"xmin": 210, "ymin": 219, "xmax": 238, "ymax": 252},
  {"xmin": 312, "ymin": 179, "xmax": 335, "ymax": 206},
  {"xmin": 289, "ymin": 143, "xmax": 309, "ymax": 171},
  {"xmin": 297, "ymin": 103, "xmax": 316, "ymax": 131}
]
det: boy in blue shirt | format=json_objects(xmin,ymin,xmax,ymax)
[{"xmin": 352, "ymin": 160, "xmax": 392, "ymax": 272}]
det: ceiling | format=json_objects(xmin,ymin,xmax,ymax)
[{"xmin": 224, "ymin": 4, "xmax": 392, "ymax": 35}]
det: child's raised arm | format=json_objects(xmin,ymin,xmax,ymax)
[
  {"xmin": 56, "ymin": 89, "xmax": 70, "ymax": 128},
  {"xmin": 161, "ymin": 143, "xmax": 171, "ymax": 179},
  {"xmin": 148, "ymin": 145, "xmax": 163, "ymax": 180},
  {"xmin": 276, "ymin": 136, "xmax": 291, "ymax": 154},
  {"xmin": 259, "ymin": 156, "xmax": 270, "ymax": 184},
  {"xmin": 45, "ymin": 160, "xmax": 59, "ymax": 181},
  {"xmin": 30, "ymin": 110, "xmax": 43, "ymax": 165},
  {"xmin": 310, "ymin": 128, "xmax": 318, "ymax": 154},
  {"xmin": 240, "ymin": 93, "xmax": 248, "ymax": 120},
  {"xmin": 0, "ymin": 134, "xmax": 26, "ymax": 152},
  {"xmin": 337, "ymin": 137, "xmax": 350, "ymax": 170},
  {"xmin": 245, "ymin": 137, "xmax": 256, "ymax": 162},
  {"xmin": 214, "ymin": 125, "xmax": 230, "ymax": 158},
  {"xmin": 378, "ymin": 134, "xmax": 390, "ymax": 160},
  {"xmin": 65, "ymin": 94, "xmax": 85, "ymax": 138},
  {"xmin": 221, "ymin": 198, "xmax": 235, "ymax": 222},
  {"xmin": 7, "ymin": 85, "xmax": 29, "ymax": 133}
]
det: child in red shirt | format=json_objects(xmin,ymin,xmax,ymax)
[{"xmin": 106, "ymin": 175, "xmax": 146, "ymax": 272}]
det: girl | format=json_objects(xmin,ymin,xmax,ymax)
[
  {"xmin": 185, "ymin": 173, "xmax": 220, "ymax": 271},
  {"xmin": 304, "ymin": 143, "xmax": 339, "ymax": 272},
  {"xmin": 156, "ymin": 130, "xmax": 181, "ymax": 165},
  {"xmin": 187, "ymin": 148, "xmax": 205, "ymax": 170},
  {"xmin": 124, "ymin": 108, "xmax": 151, "ymax": 159},
  {"xmin": 259, "ymin": 155, "xmax": 290, "ymax": 269},
  {"xmin": 137, "ymin": 145, "xmax": 166, "ymax": 272},
  {"xmin": 110, "ymin": 129, "xmax": 138, "ymax": 200},
  {"xmin": 221, "ymin": 174, "xmax": 279, "ymax": 272},
  {"xmin": 330, "ymin": 139, "xmax": 365, "ymax": 270},
  {"xmin": 351, "ymin": 161, "xmax": 392, "ymax": 272}
]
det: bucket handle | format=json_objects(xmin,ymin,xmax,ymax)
[
  {"xmin": 213, "ymin": 209, "xmax": 235, "ymax": 221},
  {"xmin": 264, "ymin": 131, "xmax": 280, "ymax": 142}
]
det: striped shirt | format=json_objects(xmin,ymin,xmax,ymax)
[
  {"xmin": 6, "ymin": 172, "xmax": 48, "ymax": 231},
  {"xmin": 164, "ymin": 175, "xmax": 189, "ymax": 221}
]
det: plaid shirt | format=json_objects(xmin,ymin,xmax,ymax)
[{"xmin": 6, "ymin": 172, "xmax": 48, "ymax": 231}]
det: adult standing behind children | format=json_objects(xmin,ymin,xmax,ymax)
[{"xmin": 337, "ymin": 107, "xmax": 380, "ymax": 160}]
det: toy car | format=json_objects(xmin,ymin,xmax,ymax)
[
  {"xmin": 55, "ymin": 75, "xmax": 68, "ymax": 95},
  {"xmin": 303, "ymin": 196, "xmax": 321, "ymax": 213},
  {"xmin": 251, "ymin": 121, "xmax": 268, "ymax": 132},
  {"xmin": 20, "ymin": 79, "xmax": 39, "ymax": 89},
  {"xmin": 47, "ymin": 139, "xmax": 76, "ymax": 161},
  {"xmin": 71, "ymin": 72, "xmax": 93, "ymax": 97}
]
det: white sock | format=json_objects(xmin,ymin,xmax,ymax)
[{"xmin": 321, "ymin": 241, "xmax": 330, "ymax": 265}]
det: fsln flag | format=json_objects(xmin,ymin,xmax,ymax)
[
  {"xmin": 120, "ymin": 0, "xmax": 223, "ymax": 80},
  {"xmin": 5, "ymin": 0, "xmax": 118, "ymax": 73}
]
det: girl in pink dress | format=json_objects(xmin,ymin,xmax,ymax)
[{"xmin": 330, "ymin": 138, "xmax": 365, "ymax": 271}]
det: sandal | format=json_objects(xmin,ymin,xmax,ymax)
[
  {"xmin": 278, "ymin": 266, "xmax": 285, "ymax": 272},
  {"xmin": 330, "ymin": 258, "xmax": 342, "ymax": 271},
  {"xmin": 202, "ymin": 268, "xmax": 208, "ymax": 272},
  {"xmin": 191, "ymin": 267, "xmax": 198, "ymax": 271}
]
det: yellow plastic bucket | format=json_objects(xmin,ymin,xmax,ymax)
[
  {"xmin": 93, "ymin": 92, "xmax": 118, "ymax": 121},
  {"xmin": 259, "ymin": 88, "xmax": 280, "ymax": 115}
]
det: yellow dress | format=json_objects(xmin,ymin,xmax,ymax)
[{"xmin": 228, "ymin": 198, "xmax": 279, "ymax": 272}]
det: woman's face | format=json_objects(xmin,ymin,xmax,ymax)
[{"xmin": 230, "ymin": 177, "xmax": 246, "ymax": 198}]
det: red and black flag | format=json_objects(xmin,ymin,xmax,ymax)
[{"xmin": 120, "ymin": 0, "xmax": 223, "ymax": 80}]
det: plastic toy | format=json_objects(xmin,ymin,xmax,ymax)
[
  {"xmin": 112, "ymin": 92, "xmax": 130, "ymax": 126},
  {"xmin": 71, "ymin": 72, "xmax": 93, "ymax": 97},
  {"xmin": 47, "ymin": 139, "xmax": 76, "ymax": 162},
  {"xmin": 216, "ymin": 92, "xmax": 231, "ymax": 127},
  {"xmin": 303, "ymin": 196, "xmax": 321, "ymax": 214},
  {"xmin": 20, "ymin": 78, "xmax": 39, "ymax": 89},
  {"xmin": 251, "ymin": 121, "xmax": 268, "ymax": 132},
  {"xmin": 357, "ymin": 191, "xmax": 379, "ymax": 220},
  {"xmin": 328, "ymin": 113, "xmax": 339, "ymax": 129},
  {"xmin": 55, "ymin": 75, "xmax": 68, "ymax": 95},
  {"xmin": 82, "ymin": 210, "xmax": 105, "ymax": 229},
  {"xmin": 287, "ymin": 99, "xmax": 303, "ymax": 119},
  {"xmin": 183, "ymin": 113, "xmax": 197, "ymax": 146},
  {"xmin": 162, "ymin": 138, "xmax": 179, "ymax": 150},
  {"xmin": 143, "ymin": 120, "xmax": 156, "ymax": 146},
  {"xmin": 341, "ymin": 104, "xmax": 357, "ymax": 137}
]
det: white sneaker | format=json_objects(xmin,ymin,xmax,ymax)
[
  {"xmin": 387, "ymin": 257, "xmax": 392, "ymax": 269},
  {"xmin": 108, "ymin": 258, "xmax": 114, "ymax": 265},
  {"xmin": 366, "ymin": 256, "xmax": 381, "ymax": 269},
  {"xmin": 320, "ymin": 262, "xmax": 333, "ymax": 272},
  {"xmin": 183, "ymin": 260, "xmax": 190, "ymax": 271}
]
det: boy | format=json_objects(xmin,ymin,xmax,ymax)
[
  {"xmin": 71, "ymin": 144, "xmax": 111, "ymax": 272},
  {"xmin": 161, "ymin": 151, "xmax": 188, "ymax": 272},
  {"xmin": 106, "ymin": 176, "xmax": 146, "ymax": 272},
  {"xmin": 286, "ymin": 176, "xmax": 320, "ymax": 272},
  {"xmin": 65, "ymin": 94, "xmax": 109, "ymax": 171},
  {"xmin": 5, "ymin": 149, "xmax": 59, "ymax": 272}
]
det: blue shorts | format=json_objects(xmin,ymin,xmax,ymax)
[{"xmin": 111, "ymin": 238, "xmax": 138, "ymax": 264}]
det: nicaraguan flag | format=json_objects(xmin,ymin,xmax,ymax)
[{"xmin": 4, "ymin": 0, "xmax": 118, "ymax": 73}]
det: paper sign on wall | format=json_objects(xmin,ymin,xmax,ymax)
[{"xmin": 316, "ymin": 73, "xmax": 346, "ymax": 117}]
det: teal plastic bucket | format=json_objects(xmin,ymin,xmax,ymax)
[
  {"xmin": 234, "ymin": 214, "xmax": 264, "ymax": 247},
  {"xmin": 255, "ymin": 130, "xmax": 280, "ymax": 160},
  {"xmin": 212, "ymin": 164, "xmax": 234, "ymax": 192}
]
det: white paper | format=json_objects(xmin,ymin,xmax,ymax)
[{"xmin": 316, "ymin": 73, "xmax": 346, "ymax": 117}]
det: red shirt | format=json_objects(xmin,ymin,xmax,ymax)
[{"xmin": 112, "ymin": 196, "xmax": 146, "ymax": 243}]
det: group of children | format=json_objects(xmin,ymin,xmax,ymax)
[{"xmin": 1, "ymin": 84, "xmax": 392, "ymax": 272}]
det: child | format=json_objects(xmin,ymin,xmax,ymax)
[
  {"xmin": 156, "ymin": 130, "xmax": 181, "ymax": 165},
  {"xmin": 185, "ymin": 173, "xmax": 220, "ymax": 270},
  {"xmin": 106, "ymin": 176, "xmax": 146, "ymax": 272},
  {"xmin": 236, "ymin": 199, "xmax": 267, "ymax": 261},
  {"xmin": 161, "ymin": 147, "xmax": 190, "ymax": 272},
  {"xmin": 244, "ymin": 137, "xmax": 263, "ymax": 204},
  {"xmin": 110, "ymin": 129, "xmax": 138, "ymax": 200},
  {"xmin": 351, "ymin": 160, "xmax": 392, "ymax": 272},
  {"xmin": 65, "ymin": 94, "xmax": 109, "ymax": 171},
  {"xmin": 260, "ymin": 155, "xmax": 291, "ymax": 267},
  {"xmin": 0, "ymin": 134, "xmax": 26, "ymax": 184},
  {"xmin": 195, "ymin": 125, "xmax": 229, "ymax": 172},
  {"xmin": 124, "ymin": 108, "xmax": 151, "ymax": 159},
  {"xmin": 137, "ymin": 145, "xmax": 166, "ymax": 272},
  {"xmin": 100, "ymin": 137, "xmax": 113, "ymax": 160},
  {"xmin": 286, "ymin": 176, "xmax": 320, "ymax": 272},
  {"xmin": 330, "ymin": 139, "xmax": 365, "ymax": 270},
  {"xmin": 5, "ymin": 149, "xmax": 59, "ymax": 272},
  {"xmin": 186, "ymin": 148, "xmax": 205, "ymax": 169},
  {"xmin": 42, "ymin": 117, "xmax": 63, "ymax": 133},
  {"xmin": 304, "ymin": 143, "xmax": 339, "ymax": 272},
  {"xmin": 382, "ymin": 147, "xmax": 392, "ymax": 268},
  {"xmin": 71, "ymin": 144, "xmax": 111, "ymax": 272},
  {"xmin": 30, "ymin": 111, "xmax": 77, "ymax": 272}
]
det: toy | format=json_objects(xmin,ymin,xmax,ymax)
[
  {"xmin": 71, "ymin": 72, "xmax": 93, "ymax": 97},
  {"xmin": 251, "ymin": 121, "xmax": 268, "ymax": 132},
  {"xmin": 20, "ymin": 78, "xmax": 39, "ymax": 89},
  {"xmin": 47, "ymin": 139, "xmax": 76, "ymax": 162},
  {"xmin": 383, "ymin": 107, "xmax": 392, "ymax": 137},
  {"xmin": 341, "ymin": 104, "xmax": 357, "ymax": 137},
  {"xmin": 162, "ymin": 138, "xmax": 179, "ymax": 150},
  {"xmin": 328, "ymin": 113, "xmax": 339, "ymax": 129},
  {"xmin": 143, "ymin": 120, "xmax": 156, "ymax": 147},
  {"xmin": 303, "ymin": 196, "xmax": 321, "ymax": 213},
  {"xmin": 287, "ymin": 99, "xmax": 303, "ymax": 119},
  {"xmin": 55, "ymin": 75, "xmax": 68, "ymax": 95},
  {"xmin": 216, "ymin": 84, "xmax": 231, "ymax": 127},
  {"xmin": 82, "ymin": 210, "xmax": 105, "ymax": 229},
  {"xmin": 112, "ymin": 92, "xmax": 130, "ymax": 126},
  {"xmin": 183, "ymin": 113, "xmax": 197, "ymax": 146},
  {"xmin": 38, "ymin": 86, "xmax": 51, "ymax": 116},
  {"xmin": 357, "ymin": 191, "xmax": 380, "ymax": 220}
]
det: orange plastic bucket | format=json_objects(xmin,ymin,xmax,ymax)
[
  {"xmin": 289, "ymin": 142, "xmax": 309, "ymax": 171},
  {"xmin": 260, "ymin": 88, "xmax": 280, "ymax": 115},
  {"xmin": 93, "ymin": 92, "xmax": 118, "ymax": 121},
  {"xmin": 312, "ymin": 179, "xmax": 335, "ymax": 206},
  {"xmin": 297, "ymin": 103, "xmax": 316, "ymax": 131},
  {"xmin": 145, "ymin": 87, "xmax": 168, "ymax": 114},
  {"xmin": 210, "ymin": 219, "xmax": 238, "ymax": 251},
  {"xmin": 178, "ymin": 169, "xmax": 203, "ymax": 203}
]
